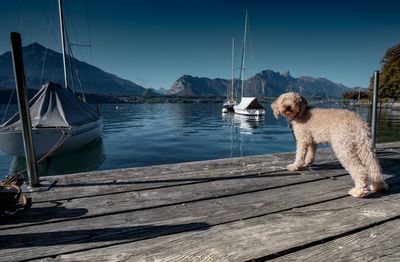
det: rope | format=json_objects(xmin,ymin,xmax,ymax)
[
  {"xmin": 1, "ymin": 89, "xmax": 15, "ymax": 125},
  {"xmin": 15, "ymin": 128, "xmax": 71, "ymax": 177},
  {"xmin": 0, "ymin": 174, "xmax": 31, "ymax": 219},
  {"xmin": 37, "ymin": 128, "xmax": 70, "ymax": 162}
]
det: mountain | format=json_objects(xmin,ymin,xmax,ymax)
[
  {"xmin": 169, "ymin": 75, "xmax": 231, "ymax": 96},
  {"xmin": 0, "ymin": 42, "xmax": 150, "ymax": 96},
  {"xmin": 151, "ymin": 87, "xmax": 169, "ymax": 95},
  {"xmin": 169, "ymin": 70, "xmax": 354, "ymax": 98}
]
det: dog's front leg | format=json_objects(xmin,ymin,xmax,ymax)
[
  {"xmin": 287, "ymin": 141, "xmax": 308, "ymax": 171},
  {"xmin": 304, "ymin": 143, "xmax": 317, "ymax": 166}
]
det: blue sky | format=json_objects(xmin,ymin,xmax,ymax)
[{"xmin": 1, "ymin": 0, "xmax": 400, "ymax": 90}]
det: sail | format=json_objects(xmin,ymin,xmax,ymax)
[
  {"xmin": 234, "ymin": 97, "xmax": 264, "ymax": 110},
  {"xmin": 2, "ymin": 82, "xmax": 99, "ymax": 129}
]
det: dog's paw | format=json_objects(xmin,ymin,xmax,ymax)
[
  {"xmin": 369, "ymin": 181, "xmax": 389, "ymax": 192},
  {"xmin": 348, "ymin": 187, "xmax": 369, "ymax": 198},
  {"xmin": 304, "ymin": 159, "xmax": 314, "ymax": 167},
  {"xmin": 287, "ymin": 163, "xmax": 300, "ymax": 172}
]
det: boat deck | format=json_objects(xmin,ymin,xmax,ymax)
[{"xmin": 1, "ymin": 142, "xmax": 400, "ymax": 261}]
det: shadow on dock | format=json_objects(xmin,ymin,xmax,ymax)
[{"xmin": 0, "ymin": 222, "xmax": 210, "ymax": 249}]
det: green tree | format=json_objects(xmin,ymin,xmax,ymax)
[
  {"xmin": 369, "ymin": 44, "xmax": 400, "ymax": 100},
  {"xmin": 342, "ymin": 91, "xmax": 369, "ymax": 100}
]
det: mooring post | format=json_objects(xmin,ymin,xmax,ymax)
[
  {"xmin": 371, "ymin": 70, "xmax": 379, "ymax": 147},
  {"xmin": 10, "ymin": 32, "xmax": 40, "ymax": 187}
]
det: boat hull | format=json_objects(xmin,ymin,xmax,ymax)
[
  {"xmin": 233, "ymin": 108, "xmax": 265, "ymax": 116},
  {"xmin": 222, "ymin": 104, "xmax": 235, "ymax": 113},
  {"xmin": 0, "ymin": 118, "xmax": 103, "ymax": 158}
]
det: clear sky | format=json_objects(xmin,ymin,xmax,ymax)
[{"xmin": 1, "ymin": 0, "xmax": 400, "ymax": 90}]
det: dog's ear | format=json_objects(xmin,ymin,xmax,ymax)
[
  {"xmin": 298, "ymin": 95, "xmax": 308, "ymax": 116},
  {"xmin": 271, "ymin": 99, "xmax": 281, "ymax": 118}
]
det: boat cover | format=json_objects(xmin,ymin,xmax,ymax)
[
  {"xmin": 234, "ymin": 97, "xmax": 265, "ymax": 110},
  {"xmin": 2, "ymin": 82, "xmax": 99, "ymax": 129}
]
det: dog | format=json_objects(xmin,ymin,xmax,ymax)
[{"xmin": 271, "ymin": 92, "xmax": 388, "ymax": 198}]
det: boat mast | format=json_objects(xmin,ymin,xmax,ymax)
[
  {"xmin": 231, "ymin": 36, "xmax": 235, "ymax": 101},
  {"xmin": 58, "ymin": 0, "xmax": 68, "ymax": 89},
  {"xmin": 240, "ymin": 10, "xmax": 248, "ymax": 98}
]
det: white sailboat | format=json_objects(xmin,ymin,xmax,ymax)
[
  {"xmin": 222, "ymin": 36, "xmax": 237, "ymax": 113},
  {"xmin": 0, "ymin": 0, "xmax": 102, "ymax": 158},
  {"xmin": 233, "ymin": 11, "xmax": 265, "ymax": 116}
]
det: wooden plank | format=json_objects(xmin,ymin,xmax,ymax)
[
  {"xmin": 28, "ymin": 153, "xmax": 293, "ymax": 202},
  {"xmin": 28, "ymin": 151, "xmax": 301, "ymax": 202},
  {"xmin": 26, "ymin": 182, "xmax": 400, "ymax": 262},
  {"xmin": 29, "ymin": 144, "xmax": 399, "ymax": 203},
  {"xmin": 271, "ymin": 218, "xmax": 400, "ymax": 262},
  {"xmin": 1, "ymin": 175, "xmax": 399, "ymax": 261},
  {"xmin": 0, "ymin": 143, "xmax": 397, "ymax": 261},
  {"xmin": 3, "ymin": 157, "xmax": 372, "ymax": 229},
  {"xmin": 5, "ymin": 152, "xmax": 397, "ymax": 230},
  {"xmin": 0, "ymin": 165, "xmax": 348, "ymax": 230},
  {"xmin": 0, "ymin": 175, "xmax": 357, "ymax": 261}
]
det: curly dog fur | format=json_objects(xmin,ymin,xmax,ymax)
[{"xmin": 271, "ymin": 92, "xmax": 388, "ymax": 198}]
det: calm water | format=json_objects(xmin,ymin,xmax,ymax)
[{"xmin": 1, "ymin": 102, "xmax": 399, "ymax": 179}]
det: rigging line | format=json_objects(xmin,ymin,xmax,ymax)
[
  {"xmin": 19, "ymin": 0, "xmax": 24, "ymax": 34},
  {"xmin": 69, "ymin": 43, "xmax": 91, "ymax": 47},
  {"xmin": 238, "ymin": 45, "xmax": 245, "ymax": 96},
  {"xmin": 247, "ymin": 18, "xmax": 257, "ymax": 96},
  {"xmin": 50, "ymin": 51, "xmax": 58, "ymax": 83},
  {"xmin": 71, "ymin": 55, "xmax": 87, "ymax": 101},
  {"xmin": 39, "ymin": 48, "xmax": 48, "ymax": 86},
  {"xmin": 1, "ymin": 89, "xmax": 16, "ymax": 125},
  {"xmin": 65, "ymin": 32, "xmax": 76, "ymax": 94},
  {"xmin": 65, "ymin": 9, "xmax": 85, "ymax": 62},
  {"xmin": 64, "ymin": 7, "xmax": 92, "ymax": 98},
  {"xmin": 65, "ymin": 24, "xmax": 86, "ymax": 100},
  {"xmin": 85, "ymin": 0, "xmax": 97, "ymax": 95},
  {"xmin": 36, "ymin": 0, "xmax": 61, "ymax": 50}
]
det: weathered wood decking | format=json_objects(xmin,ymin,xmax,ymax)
[{"xmin": 1, "ymin": 142, "xmax": 400, "ymax": 261}]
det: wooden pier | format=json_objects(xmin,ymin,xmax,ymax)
[{"xmin": 1, "ymin": 142, "xmax": 400, "ymax": 261}]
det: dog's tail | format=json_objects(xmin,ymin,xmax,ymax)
[{"xmin": 357, "ymin": 122, "xmax": 387, "ymax": 191}]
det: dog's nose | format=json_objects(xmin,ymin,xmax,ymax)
[{"xmin": 285, "ymin": 105, "xmax": 291, "ymax": 111}]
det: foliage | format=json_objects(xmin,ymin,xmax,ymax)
[{"xmin": 369, "ymin": 44, "xmax": 400, "ymax": 99}]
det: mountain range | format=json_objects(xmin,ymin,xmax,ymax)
[
  {"xmin": 0, "ymin": 43, "xmax": 358, "ymax": 98},
  {"xmin": 0, "ymin": 42, "xmax": 158, "ymax": 96},
  {"xmin": 169, "ymin": 70, "xmax": 354, "ymax": 98}
]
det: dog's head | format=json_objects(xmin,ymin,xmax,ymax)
[{"xmin": 271, "ymin": 92, "xmax": 308, "ymax": 120}]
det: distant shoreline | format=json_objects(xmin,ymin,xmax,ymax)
[{"xmin": 1, "ymin": 88, "xmax": 397, "ymax": 106}]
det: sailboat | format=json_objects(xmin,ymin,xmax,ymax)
[
  {"xmin": 233, "ymin": 11, "xmax": 265, "ymax": 116},
  {"xmin": 222, "ymin": 36, "xmax": 237, "ymax": 113},
  {"xmin": 0, "ymin": 0, "xmax": 102, "ymax": 158}
]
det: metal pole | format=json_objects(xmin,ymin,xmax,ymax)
[
  {"xmin": 231, "ymin": 36, "xmax": 234, "ymax": 101},
  {"xmin": 58, "ymin": 0, "xmax": 68, "ymax": 89},
  {"xmin": 10, "ymin": 32, "xmax": 40, "ymax": 187},
  {"xmin": 371, "ymin": 70, "xmax": 379, "ymax": 147},
  {"xmin": 240, "ymin": 10, "xmax": 248, "ymax": 98}
]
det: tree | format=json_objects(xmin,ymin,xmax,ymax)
[
  {"xmin": 342, "ymin": 90, "xmax": 369, "ymax": 100},
  {"xmin": 369, "ymin": 44, "xmax": 400, "ymax": 99}
]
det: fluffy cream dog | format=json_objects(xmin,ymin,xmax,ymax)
[{"xmin": 271, "ymin": 92, "xmax": 387, "ymax": 198}]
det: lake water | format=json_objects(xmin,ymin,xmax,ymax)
[{"xmin": 1, "ymin": 102, "xmax": 399, "ymax": 179}]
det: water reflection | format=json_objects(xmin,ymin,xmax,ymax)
[
  {"xmin": 222, "ymin": 113, "xmax": 264, "ymax": 133},
  {"xmin": 374, "ymin": 108, "xmax": 400, "ymax": 143},
  {"xmin": 222, "ymin": 113, "xmax": 266, "ymax": 157},
  {"xmin": 1, "ymin": 103, "xmax": 399, "ymax": 179},
  {"xmin": 10, "ymin": 138, "xmax": 105, "ymax": 176}
]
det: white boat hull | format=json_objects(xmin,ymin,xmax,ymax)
[
  {"xmin": 222, "ymin": 101, "xmax": 236, "ymax": 113},
  {"xmin": 233, "ymin": 107, "xmax": 265, "ymax": 116},
  {"xmin": 0, "ymin": 118, "xmax": 103, "ymax": 157}
]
